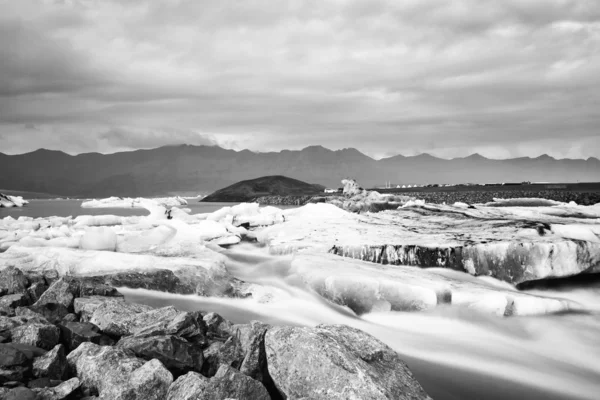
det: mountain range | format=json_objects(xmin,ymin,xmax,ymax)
[{"xmin": 1, "ymin": 145, "xmax": 599, "ymax": 197}]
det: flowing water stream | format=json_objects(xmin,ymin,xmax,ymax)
[{"xmin": 120, "ymin": 244, "xmax": 600, "ymax": 400}]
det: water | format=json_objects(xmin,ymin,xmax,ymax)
[
  {"xmin": 0, "ymin": 199, "xmax": 291, "ymax": 219},
  {"xmin": 121, "ymin": 245, "xmax": 600, "ymax": 400},
  {"xmin": 4, "ymin": 201, "xmax": 600, "ymax": 399}
]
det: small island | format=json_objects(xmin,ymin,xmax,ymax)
[{"xmin": 201, "ymin": 175, "xmax": 326, "ymax": 203}]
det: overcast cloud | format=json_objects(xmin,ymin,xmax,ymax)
[{"xmin": 1, "ymin": 0, "xmax": 599, "ymax": 159}]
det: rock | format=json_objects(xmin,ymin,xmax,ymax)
[
  {"xmin": 89, "ymin": 303, "xmax": 178, "ymax": 337},
  {"xmin": 0, "ymin": 306, "xmax": 15, "ymax": 317},
  {"xmin": 203, "ymin": 312, "xmax": 234, "ymax": 340},
  {"xmin": 12, "ymin": 309, "xmax": 51, "ymax": 325},
  {"xmin": 238, "ymin": 322, "xmax": 273, "ymax": 388},
  {"xmin": 27, "ymin": 282, "xmax": 49, "ymax": 304},
  {"xmin": 133, "ymin": 310, "xmax": 207, "ymax": 344},
  {"xmin": 33, "ymin": 344, "xmax": 66, "ymax": 380},
  {"xmin": 0, "ymin": 294, "xmax": 29, "ymax": 309},
  {"xmin": 74, "ymin": 296, "xmax": 121, "ymax": 323},
  {"xmin": 3, "ymin": 387, "xmax": 37, "ymax": 400},
  {"xmin": 201, "ymin": 337, "xmax": 244, "ymax": 378},
  {"xmin": 3, "ymin": 381, "xmax": 24, "ymax": 388},
  {"xmin": 0, "ymin": 267, "xmax": 29, "ymax": 296},
  {"xmin": 0, "ymin": 344, "xmax": 29, "ymax": 368},
  {"xmin": 117, "ymin": 335, "xmax": 203, "ymax": 374},
  {"xmin": 33, "ymin": 377, "xmax": 80, "ymax": 400},
  {"xmin": 11, "ymin": 323, "xmax": 60, "ymax": 350},
  {"xmin": 127, "ymin": 359, "xmax": 173, "ymax": 400},
  {"xmin": 0, "ymin": 344, "xmax": 32, "ymax": 384},
  {"xmin": 61, "ymin": 314, "xmax": 77, "ymax": 323},
  {"xmin": 202, "ymin": 364, "xmax": 270, "ymax": 400},
  {"xmin": 166, "ymin": 372, "xmax": 208, "ymax": 400},
  {"xmin": 58, "ymin": 322, "xmax": 107, "ymax": 352},
  {"xmin": 33, "ymin": 278, "xmax": 78, "ymax": 311},
  {"xmin": 27, "ymin": 378, "xmax": 62, "ymax": 389},
  {"xmin": 28, "ymin": 303, "xmax": 70, "ymax": 325},
  {"xmin": 265, "ymin": 324, "xmax": 431, "ymax": 400},
  {"xmin": 3, "ymin": 343, "xmax": 46, "ymax": 359},
  {"xmin": 66, "ymin": 342, "xmax": 144, "ymax": 399}
]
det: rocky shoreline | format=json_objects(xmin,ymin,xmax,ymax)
[
  {"xmin": 255, "ymin": 189, "xmax": 600, "ymax": 206},
  {"xmin": 0, "ymin": 266, "xmax": 430, "ymax": 400}
]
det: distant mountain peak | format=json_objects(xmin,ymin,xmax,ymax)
[
  {"xmin": 465, "ymin": 153, "xmax": 487, "ymax": 160},
  {"xmin": 302, "ymin": 145, "xmax": 331, "ymax": 152},
  {"xmin": 535, "ymin": 154, "xmax": 555, "ymax": 160}
]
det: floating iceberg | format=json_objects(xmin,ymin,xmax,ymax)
[
  {"xmin": 81, "ymin": 196, "xmax": 188, "ymax": 209},
  {"xmin": 0, "ymin": 193, "xmax": 29, "ymax": 207}
]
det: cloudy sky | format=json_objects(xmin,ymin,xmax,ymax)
[{"xmin": 1, "ymin": 0, "xmax": 599, "ymax": 159}]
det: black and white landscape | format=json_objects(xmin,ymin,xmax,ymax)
[{"xmin": 2, "ymin": 1, "xmax": 600, "ymax": 400}]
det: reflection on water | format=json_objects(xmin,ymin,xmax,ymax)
[{"xmin": 122, "ymin": 245, "xmax": 600, "ymax": 400}]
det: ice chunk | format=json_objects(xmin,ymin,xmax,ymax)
[
  {"xmin": 80, "ymin": 227, "xmax": 117, "ymax": 251},
  {"xmin": 81, "ymin": 196, "xmax": 188, "ymax": 208}
]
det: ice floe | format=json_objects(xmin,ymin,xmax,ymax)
[
  {"xmin": 81, "ymin": 196, "xmax": 188, "ymax": 209},
  {"xmin": 0, "ymin": 193, "xmax": 28, "ymax": 207},
  {"xmin": 257, "ymin": 202, "xmax": 600, "ymax": 285}
]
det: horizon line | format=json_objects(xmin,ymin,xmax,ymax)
[{"xmin": 1, "ymin": 143, "xmax": 599, "ymax": 162}]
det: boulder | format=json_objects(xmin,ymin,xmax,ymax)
[
  {"xmin": 90, "ymin": 301, "xmax": 156, "ymax": 336},
  {"xmin": 201, "ymin": 337, "xmax": 244, "ymax": 378},
  {"xmin": 238, "ymin": 322, "xmax": 273, "ymax": 389},
  {"xmin": 0, "ymin": 267, "xmax": 29, "ymax": 296},
  {"xmin": 11, "ymin": 323, "xmax": 60, "ymax": 350},
  {"xmin": 265, "ymin": 324, "xmax": 431, "ymax": 400},
  {"xmin": 126, "ymin": 359, "xmax": 173, "ymax": 400},
  {"xmin": 166, "ymin": 372, "xmax": 208, "ymax": 400},
  {"xmin": 27, "ymin": 378, "xmax": 62, "ymax": 389},
  {"xmin": 89, "ymin": 304, "xmax": 179, "ymax": 337},
  {"xmin": 0, "ymin": 306, "xmax": 15, "ymax": 317},
  {"xmin": 33, "ymin": 278, "xmax": 78, "ymax": 311},
  {"xmin": 33, "ymin": 344, "xmax": 66, "ymax": 380},
  {"xmin": 3, "ymin": 387, "xmax": 37, "ymax": 400},
  {"xmin": 58, "ymin": 322, "xmax": 110, "ymax": 352},
  {"xmin": 27, "ymin": 282, "xmax": 49, "ymax": 304},
  {"xmin": 201, "ymin": 364, "xmax": 270, "ymax": 400},
  {"xmin": 74, "ymin": 296, "xmax": 121, "ymax": 323},
  {"xmin": 27, "ymin": 304, "xmax": 70, "ymax": 325},
  {"xmin": 134, "ymin": 311, "xmax": 207, "ymax": 344},
  {"xmin": 33, "ymin": 377, "xmax": 80, "ymax": 400},
  {"xmin": 117, "ymin": 335, "xmax": 203, "ymax": 374},
  {"xmin": 0, "ymin": 345, "xmax": 30, "ymax": 384},
  {"xmin": 203, "ymin": 312, "xmax": 234, "ymax": 340},
  {"xmin": 0, "ymin": 294, "xmax": 29, "ymax": 309},
  {"xmin": 66, "ymin": 342, "xmax": 144, "ymax": 399},
  {"xmin": 0, "ymin": 344, "xmax": 29, "ymax": 368}
]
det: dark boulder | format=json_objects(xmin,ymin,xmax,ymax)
[{"xmin": 58, "ymin": 322, "xmax": 112, "ymax": 352}]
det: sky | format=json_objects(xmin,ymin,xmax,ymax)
[{"xmin": 1, "ymin": 0, "xmax": 599, "ymax": 160}]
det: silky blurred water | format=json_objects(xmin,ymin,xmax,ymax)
[{"xmin": 121, "ymin": 245, "xmax": 600, "ymax": 400}]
